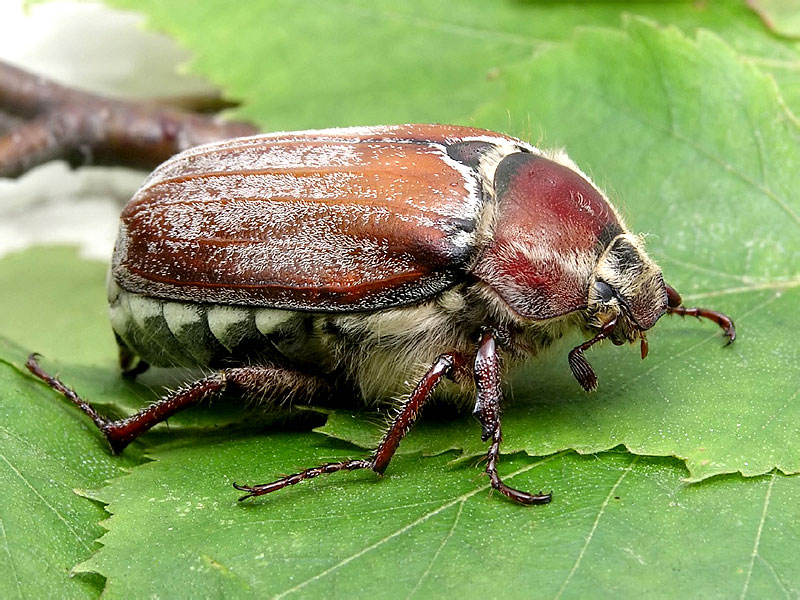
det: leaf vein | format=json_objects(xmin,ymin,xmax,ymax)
[
  {"xmin": 333, "ymin": 0, "xmax": 540, "ymax": 47},
  {"xmin": 625, "ymin": 290, "xmax": 781, "ymax": 390},
  {"xmin": 406, "ymin": 499, "xmax": 465, "ymax": 599},
  {"xmin": 656, "ymin": 254, "xmax": 753, "ymax": 284},
  {"xmin": 748, "ymin": 387, "xmax": 800, "ymax": 443},
  {"xmin": 745, "ymin": 55, "xmax": 800, "ymax": 70},
  {"xmin": 639, "ymin": 26, "xmax": 676, "ymax": 138},
  {"xmin": 587, "ymin": 81, "xmax": 800, "ymax": 226},
  {"xmin": 661, "ymin": 128, "xmax": 798, "ymax": 226},
  {"xmin": 553, "ymin": 455, "xmax": 639, "ymax": 600},
  {"xmin": 740, "ymin": 471, "xmax": 776, "ymax": 600},
  {"xmin": 0, "ymin": 454, "xmax": 91, "ymax": 552},
  {"xmin": 755, "ymin": 555, "xmax": 791, "ymax": 599},
  {"xmin": 677, "ymin": 279, "xmax": 800, "ymax": 301},
  {"xmin": 272, "ymin": 454, "xmax": 560, "ymax": 599},
  {"xmin": 0, "ymin": 518, "xmax": 23, "ymax": 599}
]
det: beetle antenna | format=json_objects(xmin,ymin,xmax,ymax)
[
  {"xmin": 568, "ymin": 316, "xmax": 618, "ymax": 392},
  {"xmin": 568, "ymin": 351, "xmax": 597, "ymax": 392}
]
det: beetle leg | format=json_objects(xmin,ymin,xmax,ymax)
[
  {"xmin": 26, "ymin": 354, "xmax": 321, "ymax": 454},
  {"xmin": 474, "ymin": 332, "xmax": 552, "ymax": 505},
  {"xmin": 473, "ymin": 333, "xmax": 500, "ymax": 441},
  {"xmin": 664, "ymin": 283, "xmax": 736, "ymax": 344},
  {"xmin": 27, "ymin": 353, "xmax": 114, "ymax": 433},
  {"xmin": 234, "ymin": 353, "xmax": 456, "ymax": 500},
  {"xmin": 370, "ymin": 354, "xmax": 457, "ymax": 474},
  {"xmin": 567, "ymin": 316, "xmax": 618, "ymax": 392}
]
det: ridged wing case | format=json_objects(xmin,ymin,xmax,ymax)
[{"xmin": 112, "ymin": 125, "xmax": 500, "ymax": 311}]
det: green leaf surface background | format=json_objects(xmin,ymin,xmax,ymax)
[
  {"xmin": 475, "ymin": 18, "xmax": 800, "ymax": 481},
  {"xmin": 78, "ymin": 436, "xmax": 800, "ymax": 599},
  {"xmin": 101, "ymin": 0, "xmax": 800, "ymax": 128},
  {"xmin": 0, "ymin": 338, "xmax": 141, "ymax": 599},
  {"xmin": 2, "ymin": 2, "xmax": 799, "ymax": 598}
]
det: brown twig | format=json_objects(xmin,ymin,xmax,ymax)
[{"xmin": 0, "ymin": 60, "xmax": 259, "ymax": 177}]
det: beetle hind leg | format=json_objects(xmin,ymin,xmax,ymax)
[
  {"xmin": 27, "ymin": 353, "xmax": 115, "ymax": 434},
  {"xmin": 26, "ymin": 354, "xmax": 324, "ymax": 453},
  {"xmin": 233, "ymin": 459, "xmax": 371, "ymax": 500}
]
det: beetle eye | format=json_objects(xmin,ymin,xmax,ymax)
[{"xmin": 594, "ymin": 280, "xmax": 615, "ymax": 303}]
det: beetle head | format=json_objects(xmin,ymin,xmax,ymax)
[
  {"xmin": 566, "ymin": 233, "xmax": 668, "ymax": 391},
  {"xmin": 587, "ymin": 233, "xmax": 668, "ymax": 345}
]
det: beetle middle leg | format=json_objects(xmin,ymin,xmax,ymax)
[
  {"xmin": 665, "ymin": 284, "xmax": 736, "ymax": 343},
  {"xmin": 236, "ymin": 334, "xmax": 552, "ymax": 505},
  {"xmin": 474, "ymin": 333, "xmax": 552, "ymax": 505},
  {"xmin": 26, "ymin": 354, "xmax": 323, "ymax": 453},
  {"xmin": 233, "ymin": 352, "xmax": 457, "ymax": 499}
]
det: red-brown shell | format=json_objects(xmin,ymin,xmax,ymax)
[{"xmin": 112, "ymin": 125, "xmax": 507, "ymax": 310}]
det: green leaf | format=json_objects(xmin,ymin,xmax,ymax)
[
  {"xmin": 75, "ymin": 433, "xmax": 799, "ymax": 599},
  {"xmin": 467, "ymin": 18, "xmax": 800, "ymax": 481},
  {"xmin": 749, "ymin": 0, "xmax": 800, "ymax": 38},
  {"xmin": 99, "ymin": 0, "xmax": 800, "ymax": 126},
  {"xmin": 0, "ymin": 246, "xmax": 116, "ymax": 365},
  {"xmin": 0, "ymin": 338, "xmax": 141, "ymax": 599}
]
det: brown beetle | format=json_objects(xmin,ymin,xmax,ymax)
[{"xmin": 27, "ymin": 124, "xmax": 735, "ymax": 504}]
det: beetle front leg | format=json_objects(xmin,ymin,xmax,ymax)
[
  {"xmin": 26, "ymin": 355, "xmax": 323, "ymax": 453},
  {"xmin": 234, "ymin": 353, "xmax": 457, "ymax": 500},
  {"xmin": 474, "ymin": 333, "xmax": 552, "ymax": 505},
  {"xmin": 665, "ymin": 284, "xmax": 736, "ymax": 344}
]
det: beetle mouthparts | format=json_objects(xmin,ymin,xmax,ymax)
[{"xmin": 640, "ymin": 334, "xmax": 649, "ymax": 360}]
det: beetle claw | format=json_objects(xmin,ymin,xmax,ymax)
[
  {"xmin": 233, "ymin": 482, "xmax": 259, "ymax": 501},
  {"xmin": 723, "ymin": 324, "xmax": 736, "ymax": 345},
  {"xmin": 640, "ymin": 334, "xmax": 649, "ymax": 360}
]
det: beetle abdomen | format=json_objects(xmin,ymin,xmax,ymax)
[
  {"xmin": 107, "ymin": 280, "xmax": 482, "ymax": 402},
  {"xmin": 108, "ymin": 282, "xmax": 331, "ymax": 371},
  {"xmin": 111, "ymin": 125, "xmax": 505, "ymax": 312}
]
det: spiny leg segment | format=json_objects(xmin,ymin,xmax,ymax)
[
  {"xmin": 26, "ymin": 354, "xmax": 321, "ymax": 453},
  {"xmin": 237, "ymin": 333, "xmax": 550, "ymax": 505},
  {"xmin": 29, "ymin": 342, "xmax": 549, "ymax": 505},
  {"xmin": 233, "ymin": 352, "xmax": 456, "ymax": 499}
]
